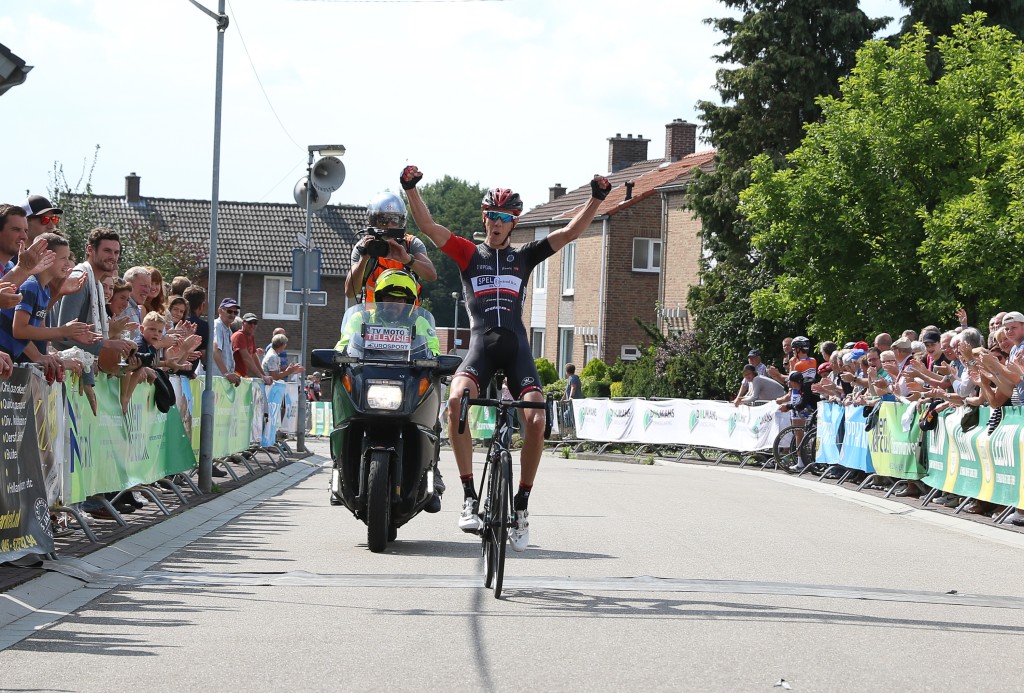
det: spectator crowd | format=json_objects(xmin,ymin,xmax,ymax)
[
  {"xmin": 732, "ymin": 306, "xmax": 1024, "ymax": 526},
  {"xmin": 0, "ymin": 196, "xmax": 304, "ymax": 521}
]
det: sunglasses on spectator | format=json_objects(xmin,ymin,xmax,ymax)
[
  {"xmin": 881, "ymin": 359, "xmax": 896, "ymax": 364},
  {"xmin": 35, "ymin": 215, "xmax": 60, "ymax": 225},
  {"xmin": 485, "ymin": 211, "xmax": 516, "ymax": 223},
  {"xmin": 224, "ymin": 308, "xmax": 239, "ymax": 315}
]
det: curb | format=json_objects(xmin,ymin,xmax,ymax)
[{"xmin": 0, "ymin": 455, "xmax": 326, "ymax": 651}]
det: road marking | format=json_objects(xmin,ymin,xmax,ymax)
[{"xmin": 37, "ymin": 558, "xmax": 1024, "ymax": 610}]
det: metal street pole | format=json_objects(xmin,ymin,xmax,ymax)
[
  {"xmin": 193, "ymin": 0, "xmax": 228, "ymax": 493},
  {"xmin": 296, "ymin": 150, "xmax": 314, "ymax": 454}
]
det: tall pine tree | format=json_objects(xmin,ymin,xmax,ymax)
[{"xmin": 684, "ymin": 0, "xmax": 888, "ymax": 386}]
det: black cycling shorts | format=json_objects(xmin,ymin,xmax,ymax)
[{"xmin": 456, "ymin": 328, "xmax": 543, "ymax": 399}]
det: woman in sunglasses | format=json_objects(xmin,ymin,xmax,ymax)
[{"xmin": 400, "ymin": 165, "xmax": 611, "ymax": 551}]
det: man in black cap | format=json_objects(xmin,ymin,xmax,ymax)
[{"xmin": 21, "ymin": 195, "xmax": 63, "ymax": 242}]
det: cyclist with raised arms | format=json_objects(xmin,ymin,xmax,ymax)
[{"xmin": 401, "ymin": 165, "xmax": 611, "ymax": 551}]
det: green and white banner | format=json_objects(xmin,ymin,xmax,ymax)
[
  {"xmin": 189, "ymin": 377, "xmax": 255, "ymax": 458},
  {"xmin": 308, "ymin": 402, "xmax": 332, "ymax": 436},
  {"xmin": 572, "ymin": 398, "xmax": 789, "ymax": 451},
  {"xmin": 68, "ymin": 374, "xmax": 196, "ymax": 503},
  {"xmin": 867, "ymin": 402, "xmax": 926, "ymax": 479},
  {"xmin": 923, "ymin": 406, "xmax": 1017, "ymax": 506}
]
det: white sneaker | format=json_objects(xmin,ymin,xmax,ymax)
[
  {"xmin": 509, "ymin": 510, "xmax": 529, "ymax": 552},
  {"xmin": 459, "ymin": 497, "xmax": 483, "ymax": 533}
]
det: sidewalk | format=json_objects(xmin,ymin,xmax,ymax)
[{"xmin": 0, "ymin": 439, "xmax": 330, "ymax": 595}]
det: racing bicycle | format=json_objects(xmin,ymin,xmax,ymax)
[{"xmin": 458, "ymin": 384, "xmax": 551, "ymax": 599}]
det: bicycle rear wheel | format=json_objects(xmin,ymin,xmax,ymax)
[
  {"xmin": 772, "ymin": 425, "xmax": 803, "ymax": 473},
  {"xmin": 489, "ymin": 450, "xmax": 512, "ymax": 599}
]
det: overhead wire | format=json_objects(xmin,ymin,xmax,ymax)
[{"xmin": 226, "ymin": 0, "xmax": 305, "ymax": 152}]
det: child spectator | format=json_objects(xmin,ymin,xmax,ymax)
[{"xmin": 0, "ymin": 233, "xmax": 97, "ymax": 376}]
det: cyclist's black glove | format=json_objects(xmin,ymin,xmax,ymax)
[
  {"xmin": 591, "ymin": 177, "xmax": 611, "ymax": 201},
  {"xmin": 401, "ymin": 166, "xmax": 423, "ymax": 191}
]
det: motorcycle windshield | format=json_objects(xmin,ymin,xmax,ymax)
[{"xmin": 341, "ymin": 302, "xmax": 437, "ymax": 362}]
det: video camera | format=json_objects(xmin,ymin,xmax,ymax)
[{"xmin": 362, "ymin": 227, "xmax": 406, "ymax": 259}]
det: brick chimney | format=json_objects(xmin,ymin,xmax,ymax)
[
  {"xmin": 664, "ymin": 119, "xmax": 697, "ymax": 162},
  {"xmin": 548, "ymin": 183, "xmax": 567, "ymax": 202},
  {"xmin": 607, "ymin": 133, "xmax": 650, "ymax": 173},
  {"xmin": 125, "ymin": 172, "xmax": 141, "ymax": 203}
]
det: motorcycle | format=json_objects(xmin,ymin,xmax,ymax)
[{"xmin": 311, "ymin": 302, "xmax": 461, "ymax": 552}]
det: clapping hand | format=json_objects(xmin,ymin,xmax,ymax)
[
  {"xmin": 15, "ymin": 237, "xmax": 55, "ymax": 275},
  {"xmin": 0, "ymin": 282, "xmax": 21, "ymax": 310},
  {"xmin": 107, "ymin": 316, "xmax": 138, "ymax": 337}
]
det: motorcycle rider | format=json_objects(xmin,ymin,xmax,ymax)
[
  {"xmin": 344, "ymin": 192, "xmax": 437, "ymax": 301},
  {"xmin": 335, "ymin": 269, "xmax": 440, "ymax": 355},
  {"xmin": 335, "ymin": 269, "xmax": 445, "ymax": 511}
]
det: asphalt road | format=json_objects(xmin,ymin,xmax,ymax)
[{"xmin": 2, "ymin": 442, "xmax": 1024, "ymax": 692}]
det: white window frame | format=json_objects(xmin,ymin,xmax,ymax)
[
  {"xmin": 531, "ymin": 328, "xmax": 545, "ymax": 359},
  {"xmin": 561, "ymin": 242, "xmax": 575, "ymax": 295},
  {"xmin": 263, "ymin": 276, "xmax": 300, "ymax": 321},
  {"xmin": 558, "ymin": 327, "xmax": 574, "ymax": 376},
  {"xmin": 632, "ymin": 238, "xmax": 661, "ymax": 273},
  {"xmin": 534, "ymin": 257, "xmax": 547, "ymax": 290}
]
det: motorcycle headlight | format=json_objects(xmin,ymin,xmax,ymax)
[{"xmin": 366, "ymin": 383, "xmax": 403, "ymax": 411}]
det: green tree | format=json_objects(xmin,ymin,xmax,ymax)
[
  {"xmin": 742, "ymin": 15, "xmax": 1024, "ymax": 334},
  {"xmin": 51, "ymin": 145, "xmax": 206, "ymax": 280},
  {"xmin": 403, "ymin": 175, "xmax": 486, "ymax": 325},
  {"xmin": 683, "ymin": 0, "xmax": 889, "ymax": 387}
]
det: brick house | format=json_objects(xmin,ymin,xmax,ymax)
[
  {"xmin": 514, "ymin": 119, "xmax": 715, "ymax": 375},
  {"xmin": 66, "ymin": 173, "xmax": 365, "ymax": 366}
]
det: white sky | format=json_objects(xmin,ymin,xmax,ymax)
[{"xmin": 1, "ymin": 0, "xmax": 903, "ymax": 213}]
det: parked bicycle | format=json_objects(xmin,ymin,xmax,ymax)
[
  {"xmin": 458, "ymin": 383, "xmax": 551, "ymax": 599},
  {"xmin": 772, "ymin": 407, "xmax": 820, "ymax": 474}
]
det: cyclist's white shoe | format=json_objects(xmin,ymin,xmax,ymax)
[
  {"xmin": 459, "ymin": 497, "xmax": 483, "ymax": 533},
  {"xmin": 509, "ymin": 510, "xmax": 529, "ymax": 552}
]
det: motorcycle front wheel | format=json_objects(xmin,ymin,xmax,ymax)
[{"xmin": 366, "ymin": 450, "xmax": 390, "ymax": 553}]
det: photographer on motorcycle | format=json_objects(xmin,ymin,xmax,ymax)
[{"xmin": 345, "ymin": 192, "xmax": 437, "ymax": 301}]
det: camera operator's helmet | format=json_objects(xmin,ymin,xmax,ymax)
[
  {"xmin": 367, "ymin": 192, "xmax": 407, "ymax": 230},
  {"xmin": 481, "ymin": 188, "xmax": 523, "ymax": 215},
  {"xmin": 374, "ymin": 269, "xmax": 418, "ymax": 304},
  {"xmin": 792, "ymin": 336, "xmax": 812, "ymax": 352}
]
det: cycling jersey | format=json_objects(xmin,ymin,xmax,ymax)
[
  {"xmin": 440, "ymin": 235, "xmax": 554, "ymax": 334},
  {"xmin": 440, "ymin": 234, "xmax": 554, "ymax": 397}
]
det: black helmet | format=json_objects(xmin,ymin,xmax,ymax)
[
  {"xmin": 367, "ymin": 192, "xmax": 406, "ymax": 230},
  {"xmin": 481, "ymin": 188, "xmax": 523, "ymax": 214},
  {"xmin": 792, "ymin": 336, "xmax": 811, "ymax": 351}
]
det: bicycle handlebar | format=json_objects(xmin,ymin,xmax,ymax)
[{"xmin": 456, "ymin": 388, "xmax": 551, "ymax": 436}]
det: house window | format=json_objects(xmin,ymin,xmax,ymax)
[
  {"xmin": 561, "ymin": 242, "xmax": 575, "ymax": 295},
  {"xmin": 558, "ymin": 327, "xmax": 574, "ymax": 376},
  {"xmin": 632, "ymin": 238, "xmax": 661, "ymax": 272},
  {"xmin": 534, "ymin": 257, "xmax": 547, "ymax": 290},
  {"xmin": 584, "ymin": 343, "xmax": 598, "ymax": 368},
  {"xmin": 263, "ymin": 276, "xmax": 300, "ymax": 321},
  {"xmin": 531, "ymin": 328, "xmax": 545, "ymax": 359}
]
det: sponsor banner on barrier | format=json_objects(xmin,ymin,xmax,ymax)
[
  {"xmin": 68, "ymin": 374, "xmax": 196, "ymax": 503},
  {"xmin": 923, "ymin": 407, "xmax": 1016, "ymax": 506},
  {"xmin": 281, "ymin": 382, "xmax": 299, "ymax": 435},
  {"xmin": 31, "ymin": 375, "xmax": 65, "ymax": 506},
  {"xmin": 308, "ymin": 401, "xmax": 333, "ymax": 436},
  {"xmin": 251, "ymin": 379, "xmax": 267, "ymax": 447},
  {"xmin": 189, "ymin": 378, "xmax": 255, "ymax": 458},
  {"xmin": 262, "ymin": 382, "xmax": 287, "ymax": 448},
  {"xmin": 814, "ymin": 402, "xmax": 844, "ymax": 467},
  {"xmin": 838, "ymin": 405, "xmax": 874, "ymax": 472},
  {"xmin": 469, "ymin": 404, "xmax": 496, "ymax": 440},
  {"xmin": 0, "ymin": 368, "xmax": 54, "ymax": 562},
  {"xmin": 571, "ymin": 398, "xmax": 784, "ymax": 452},
  {"xmin": 868, "ymin": 402, "xmax": 925, "ymax": 479}
]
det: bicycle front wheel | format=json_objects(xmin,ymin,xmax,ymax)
[{"xmin": 489, "ymin": 450, "xmax": 512, "ymax": 599}]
